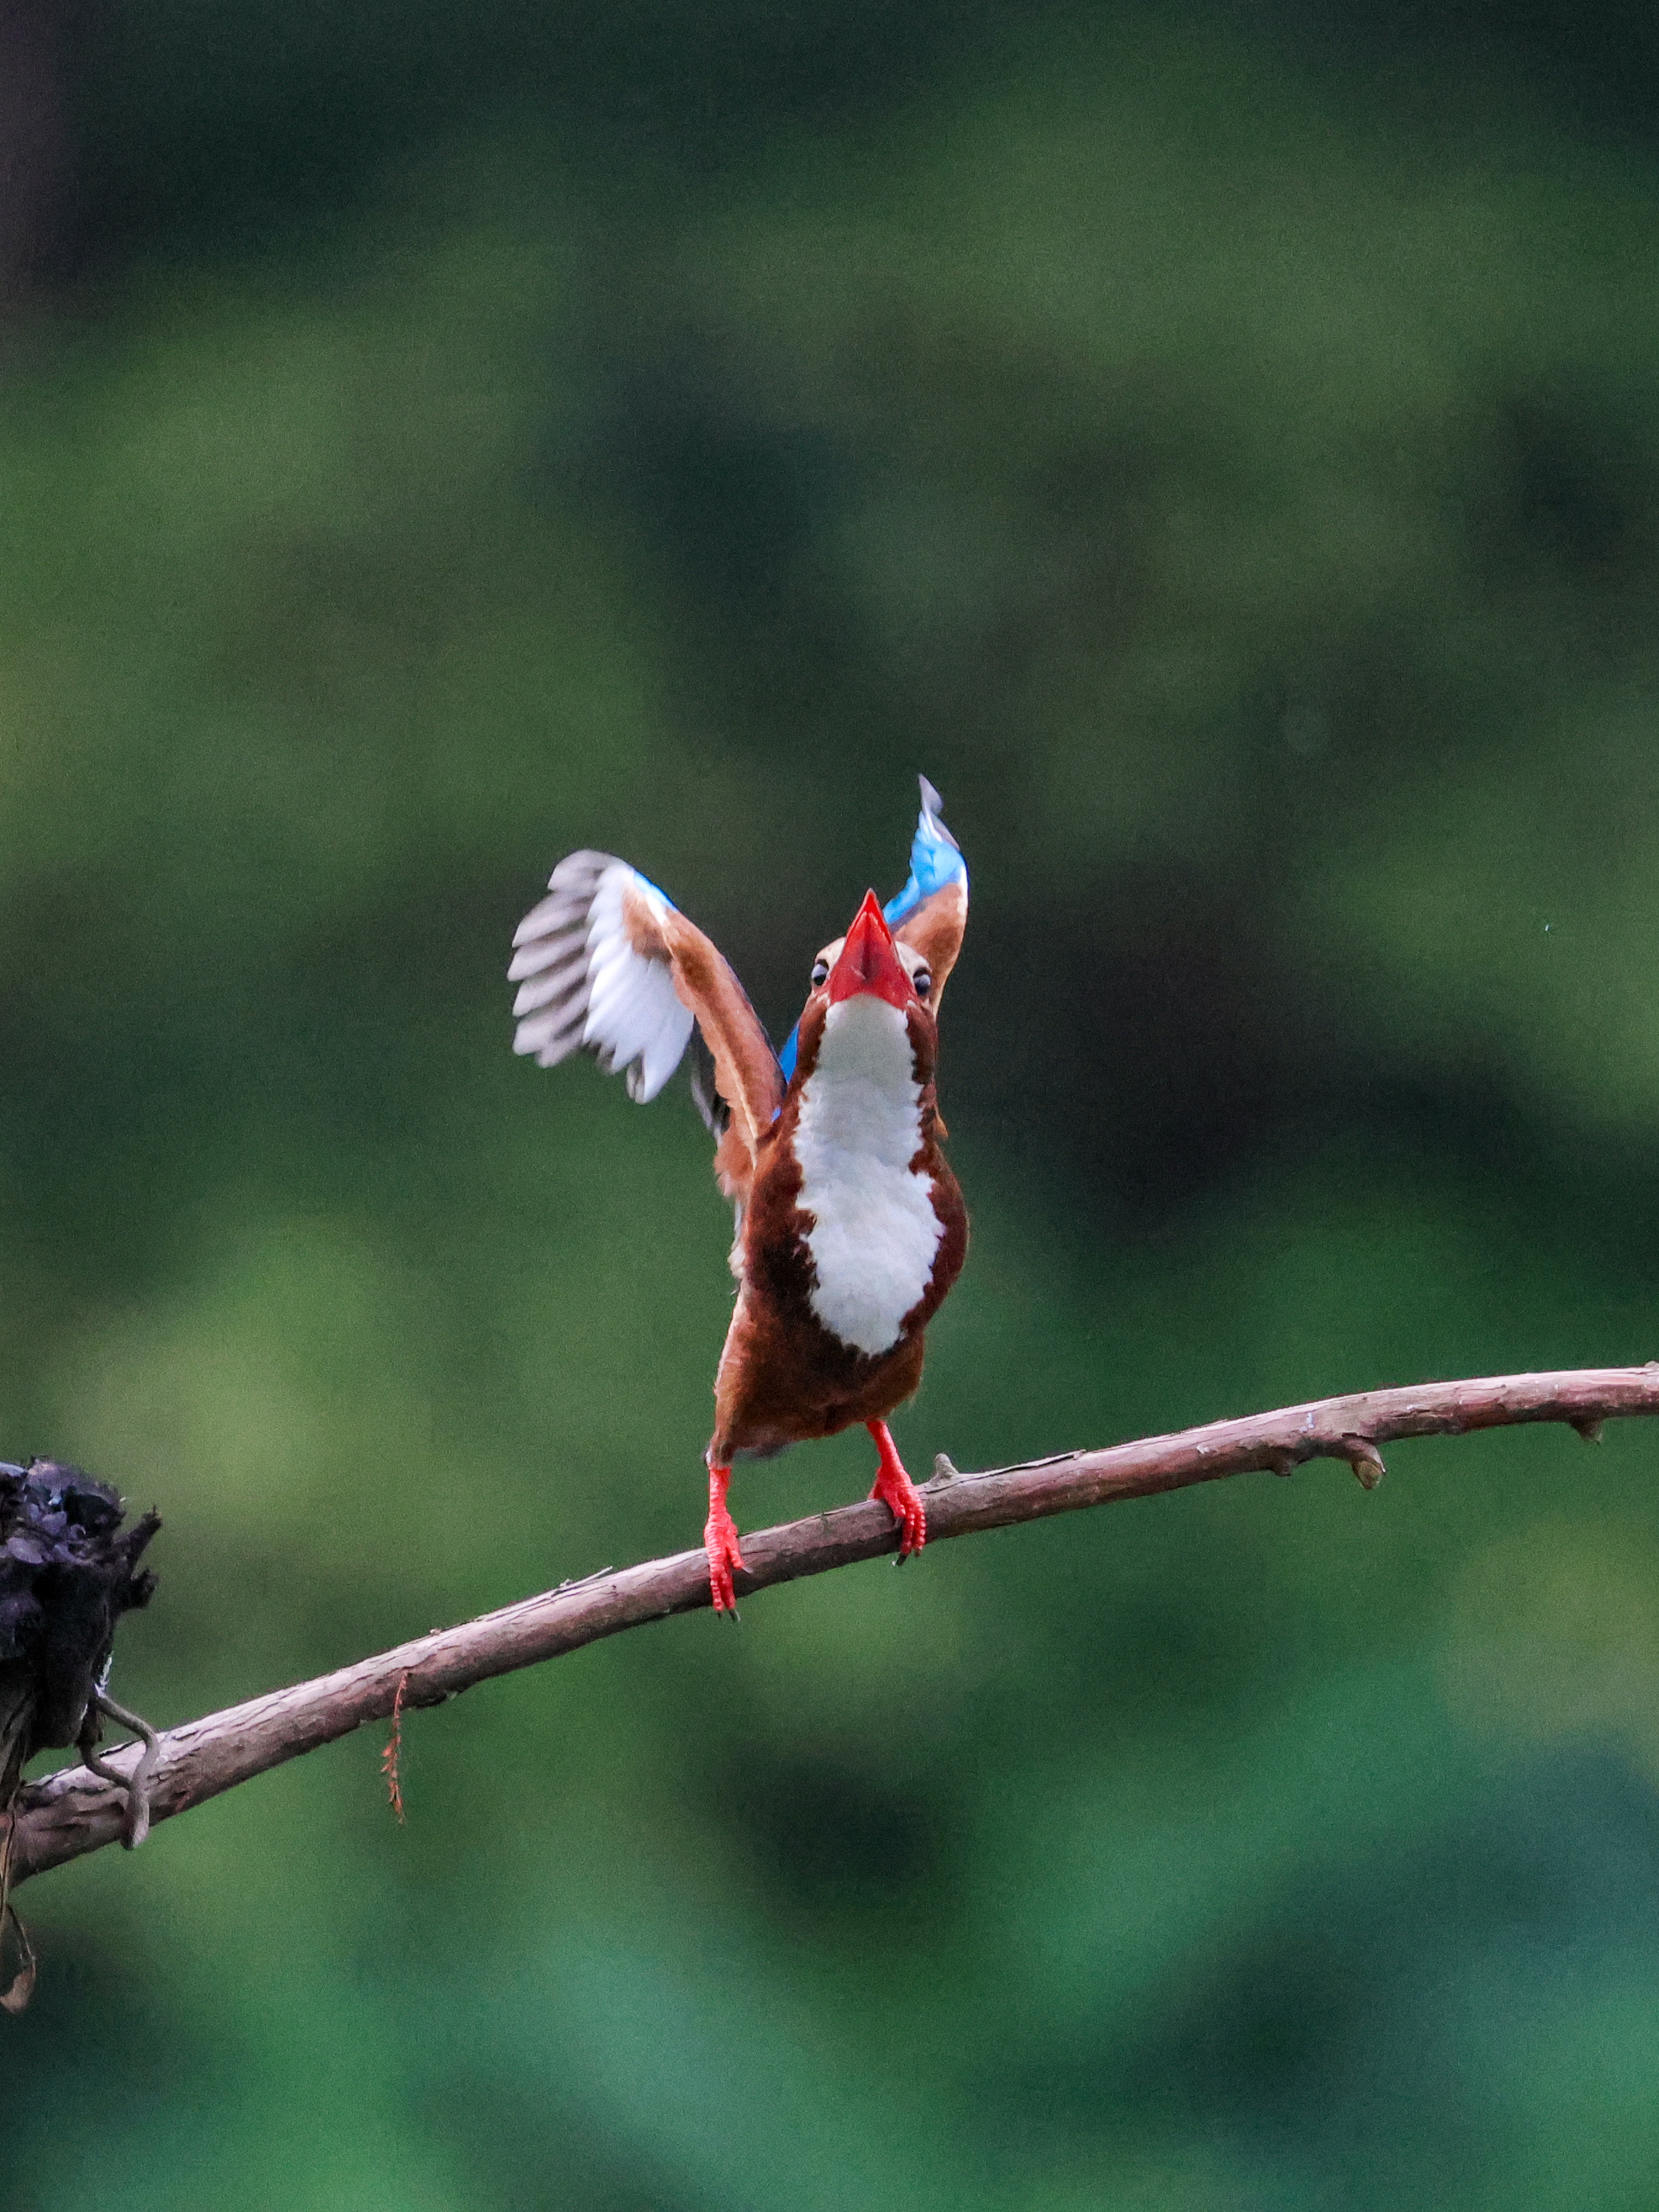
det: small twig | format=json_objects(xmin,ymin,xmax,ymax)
[
  {"xmin": 77, "ymin": 1691, "xmax": 161, "ymax": 1848},
  {"xmin": 1340, "ymin": 1434, "xmax": 1388, "ymax": 1490},
  {"xmin": 11, "ymin": 1363, "xmax": 1659, "ymax": 1890},
  {"xmin": 0, "ymin": 1907, "xmax": 36, "ymax": 2015},
  {"xmin": 0, "ymin": 1816, "xmax": 33, "ymax": 2014},
  {"xmin": 382, "ymin": 1671, "xmax": 410, "ymax": 1825}
]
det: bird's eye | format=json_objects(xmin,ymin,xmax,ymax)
[
  {"xmin": 810, "ymin": 958, "xmax": 830, "ymax": 988},
  {"xmin": 913, "ymin": 968, "xmax": 932, "ymax": 999}
]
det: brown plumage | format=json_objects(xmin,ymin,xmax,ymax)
[{"xmin": 710, "ymin": 986, "xmax": 967, "ymax": 1461}]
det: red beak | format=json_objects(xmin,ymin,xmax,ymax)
[{"xmin": 828, "ymin": 890, "xmax": 913, "ymax": 1010}]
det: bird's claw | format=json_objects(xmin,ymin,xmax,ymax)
[
  {"xmin": 869, "ymin": 1462, "xmax": 928, "ymax": 1562},
  {"xmin": 704, "ymin": 1506, "xmax": 749, "ymax": 1617}
]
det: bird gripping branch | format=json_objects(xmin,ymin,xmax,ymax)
[{"xmin": 509, "ymin": 777, "xmax": 971, "ymax": 1612}]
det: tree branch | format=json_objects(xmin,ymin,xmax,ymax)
[{"xmin": 12, "ymin": 1364, "xmax": 1659, "ymax": 1886}]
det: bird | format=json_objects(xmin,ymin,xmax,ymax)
[{"xmin": 508, "ymin": 776, "xmax": 970, "ymax": 1612}]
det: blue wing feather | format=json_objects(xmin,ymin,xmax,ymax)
[{"xmin": 883, "ymin": 775, "xmax": 968, "ymax": 928}]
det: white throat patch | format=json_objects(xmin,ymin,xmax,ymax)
[{"xmin": 793, "ymin": 994, "xmax": 942, "ymax": 1356}]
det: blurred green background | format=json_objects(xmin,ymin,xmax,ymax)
[{"xmin": 4, "ymin": 2, "xmax": 1659, "ymax": 2205}]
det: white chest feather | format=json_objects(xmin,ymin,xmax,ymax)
[{"xmin": 793, "ymin": 996, "xmax": 943, "ymax": 1357}]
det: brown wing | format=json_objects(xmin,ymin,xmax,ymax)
[
  {"xmin": 648, "ymin": 896, "xmax": 785, "ymax": 1201},
  {"xmin": 509, "ymin": 852, "xmax": 782, "ymax": 1203}
]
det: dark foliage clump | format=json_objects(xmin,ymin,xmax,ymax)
[{"xmin": 0, "ymin": 1461, "xmax": 159, "ymax": 1799}]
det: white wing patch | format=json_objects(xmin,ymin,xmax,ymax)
[
  {"xmin": 509, "ymin": 852, "xmax": 693, "ymax": 1102},
  {"xmin": 793, "ymin": 995, "xmax": 943, "ymax": 1356}
]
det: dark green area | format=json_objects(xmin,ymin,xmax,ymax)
[{"xmin": 4, "ymin": 10, "xmax": 1659, "ymax": 2206}]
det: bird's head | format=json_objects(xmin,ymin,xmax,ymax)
[
  {"xmin": 787, "ymin": 890, "xmax": 939, "ymax": 1094},
  {"xmin": 771, "ymin": 778, "xmax": 967, "ymax": 1099},
  {"xmin": 817, "ymin": 890, "xmax": 934, "ymax": 1012}
]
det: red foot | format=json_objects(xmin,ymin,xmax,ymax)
[
  {"xmin": 704, "ymin": 1463, "xmax": 749, "ymax": 1614},
  {"xmin": 866, "ymin": 1420, "xmax": 927, "ymax": 1559}
]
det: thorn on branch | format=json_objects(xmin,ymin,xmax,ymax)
[
  {"xmin": 1340, "ymin": 1436, "xmax": 1387, "ymax": 1490},
  {"xmin": 1571, "ymin": 1416, "xmax": 1604, "ymax": 1444}
]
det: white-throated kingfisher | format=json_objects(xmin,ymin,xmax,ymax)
[{"xmin": 508, "ymin": 777, "xmax": 969, "ymax": 1612}]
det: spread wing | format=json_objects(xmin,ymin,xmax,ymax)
[
  {"xmin": 886, "ymin": 775, "xmax": 969, "ymax": 1005},
  {"xmin": 509, "ymin": 852, "xmax": 784, "ymax": 1201}
]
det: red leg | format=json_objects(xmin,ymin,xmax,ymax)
[
  {"xmin": 704, "ymin": 1461, "xmax": 749, "ymax": 1614},
  {"xmin": 866, "ymin": 1420, "xmax": 927, "ymax": 1559}
]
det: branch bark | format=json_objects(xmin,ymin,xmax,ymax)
[{"xmin": 12, "ymin": 1363, "xmax": 1659, "ymax": 1886}]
